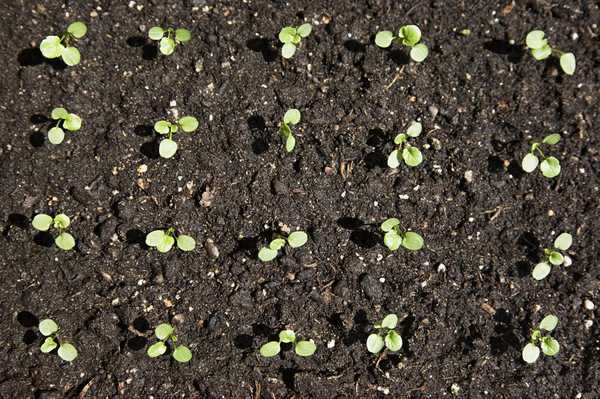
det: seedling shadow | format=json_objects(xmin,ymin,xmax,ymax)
[
  {"xmin": 17, "ymin": 47, "xmax": 67, "ymax": 69},
  {"xmin": 517, "ymin": 232, "xmax": 540, "ymax": 263},
  {"xmin": 388, "ymin": 48, "xmax": 410, "ymax": 66},
  {"xmin": 29, "ymin": 114, "xmax": 51, "ymax": 147},
  {"xmin": 134, "ymin": 124, "xmax": 153, "ymax": 137},
  {"xmin": 126, "ymin": 36, "xmax": 158, "ymax": 60},
  {"xmin": 33, "ymin": 231, "xmax": 54, "ymax": 247},
  {"xmin": 489, "ymin": 308, "xmax": 520, "ymax": 356},
  {"xmin": 483, "ymin": 39, "xmax": 525, "ymax": 64},
  {"xmin": 233, "ymin": 334, "xmax": 254, "ymax": 350},
  {"xmin": 7, "ymin": 213, "xmax": 29, "ymax": 229},
  {"xmin": 229, "ymin": 233, "xmax": 270, "ymax": 259},
  {"xmin": 337, "ymin": 217, "xmax": 379, "ymax": 249},
  {"xmin": 343, "ymin": 309, "xmax": 369, "ymax": 346},
  {"xmin": 246, "ymin": 38, "xmax": 278, "ymax": 63},
  {"xmin": 343, "ymin": 39, "xmax": 366, "ymax": 53},
  {"xmin": 364, "ymin": 129, "xmax": 387, "ymax": 170},
  {"xmin": 281, "ymin": 367, "xmax": 297, "ymax": 390},
  {"xmin": 248, "ymin": 115, "xmax": 269, "ymax": 155},
  {"xmin": 126, "ymin": 229, "xmax": 146, "ymax": 246},
  {"xmin": 140, "ymin": 138, "xmax": 160, "ymax": 159},
  {"xmin": 17, "ymin": 310, "xmax": 39, "ymax": 345}
]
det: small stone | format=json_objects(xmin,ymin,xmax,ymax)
[
  {"xmin": 464, "ymin": 170, "xmax": 474, "ymax": 183},
  {"xmin": 327, "ymin": 339, "xmax": 335, "ymax": 349},
  {"xmin": 153, "ymin": 273, "xmax": 165, "ymax": 284},
  {"xmin": 137, "ymin": 164, "xmax": 148, "ymax": 174},
  {"xmin": 437, "ymin": 263, "xmax": 446, "ymax": 272},
  {"xmin": 450, "ymin": 383, "xmax": 461, "ymax": 396},
  {"xmin": 430, "ymin": 137, "xmax": 442, "ymax": 151},
  {"xmin": 360, "ymin": 274, "xmax": 382, "ymax": 300},
  {"xmin": 584, "ymin": 320, "xmax": 593, "ymax": 329},
  {"xmin": 271, "ymin": 179, "xmax": 287, "ymax": 195},
  {"xmin": 548, "ymin": 209, "xmax": 555, "ymax": 217},
  {"xmin": 584, "ymin": 299, "xmax": 595, "ymax": 310},
  {"xmin": 204, "ymin": 239, "xmax": 220, "ymax": 258},
  {"xmin": 195, "ymin": 59, "xmax": 204, "ymax": 73},
  {"xmin": 563, "ymin": 255, "xmax": 572, "ymax": 267},
  {"xmin": 429, "ymin": 105, "xmax": 439, "ymax": 119}
]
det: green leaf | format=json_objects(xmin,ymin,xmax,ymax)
[
  {"xmin": 295, "ymin": 340, "xmax": 316, "ymax": 357},
  {"xmin": 540, "ymin": 156, "xmax": 560, "ymax": 178},
  {"xmin": 148, "ymin": 27, "xmax": 164, "ymax": 40},
  {"xmin": 175, "ymin": 28, "xmax": 191, "ymax": 43},
  {"xmin": 375, "ymin": 31, "xmax": 394, "ymax": 48},
  {"xmin": 67, "ymin": 21, "xmax": 87, "ymax": 39},
  {"xmin": 385, "ymin": 330, "xmax": 403, "ymax": 352},
  {"xmin": 539, "ymin": 315, "xmax": 559, "ymax": 332},
  {"xmin": 55, "ymin": 232, "xmax": 75, "ymax": 250},
  {"xmin": 406, "ymin": 122, "xmax": 422, "ymax": 137},
  {"xmin": 154, "ymin": 120, "xmax": 171, "ymax": 134},
  {"xmin": 387, "ymin": 149, "xmax": 401, "ymax": 168},
  {"xmin": 260, "ymin": 341, "xmax": 280, "ymax": 357},
  {"xmin": 258, "ymin": 247, "xmax": 278, "ymax": 262},
  {"xmin": 41, "ymin": 336, "xmax": 58, "ymax": 353},
  {"xmin": 40, "ymin": 36, "xmax": 64, "ymax": 59},
  {"xmin": 178, "ymin": 116, "xmax": 198, "ymax": 132},
  {"xmin": 402, "ymin": 146, "xmax": 423, "ymax": 166},
  {"xmin": 64, "ymin": 113, "xmax": 82, "ymax": 131},
  {"xmin": 278, "ymin": 27, "xmax": 297, "ymax": 44},
  {"xmin": 531, "ymin": 44, "xmax": 551, "ymax": 60},
  {"xmin": 399, "ymin": 25, "xmax": 422, "ymax": 46},
  {"xmin": 173, "ymin": 345, "xmax": 192, "ymax": 362},
  {"xmin": 283, "ymin": 109, "xmax": 301, "ymax": 125},
  {"xmin": 269, "ymin": 238, "xmax": 286, "ymax": 251},
  {"xmin": 381, "ymin": 314, "xmax": 398, "ymax": 329},
  {"xmin": 548, "ymin": 251, "xmax": 564, "ymax": 265},
  {"xmin": 57, "ymin": 343, "xmax": 78, "ymax": 361},
  {"xmin": 410, "ymin": 43, "xmax": 428, "ymax": 62},
  {"xmin": 380, "ymin": 218, "xmax": 400, "ymax": 233},
  {"xmin": 285, "ymin": 134, "xmax": 296, "ymax": 152},
  {"xmin": 279, "ymin": 330, "xmax": 296, "ymax": 343},
  {"xmin": 159, "ymin": 139, "xmax": 178, "ymax": 159},
  {"xmin": 525, "ymin": 30, "xmax": 546, "ymax": 50},
  {"xmin": 394, "ymin": 133, "xmax": 407, "ymax": 145},
  {"xmin": 554, "ymin": 232, "xmax": 572, "ymax": 251},
  {"xmin": 159, "ymin": 37, "xmax": 176, "ymax": 55},
  {"xmin": 522, "ymin": 343, "xmax": 540, "ymax": 363},
  {"xmin": 366, "ymin": 334, "xmax": 384, "ymax": 353},
  {"xmin": 288, "ymin": 231, "xmax": 308, "ymax": 248},
  {"xmin": 176, "ymin": 235, "xmax": 196, "ymax": 251},
  {"xmin": 48, "ymin": 127, "xmax": 65, "ymax": 144},
  {"xmin": 51, "ymin": 107, "xmax": 68, "ymax": 120},
  {"xmin": 521, "ymin": 153, "xmax": 539, "ymax": 173},
  {"xmin": 53, "ymin": 214, "xmax": 71, "ymax": 229},
  {"xmin": 402, "ymin": 231, "xmax": 424, "ymax": 251},
  {"xmin": 297, "ymin": 24, "xmax": 312, "ymax": 38},
  {"xmin": 281, "ymin": 42, "xmax": 296, "ymax": 59},
  {"xmin": 61, "ymin": 46, "xmax": 81, "ymax": 66},
  {"xmin": 39, "ymin": 319, "xmax": 59, "ymax": 336},
  {"xmin": 560, "ymin": 52, "xmax": 576, "ymax": 75},
  {"xmin": 155, "ymin": 323, "xmax": 174, "ymax": 340},
  {"xmin": 32, "ymin": 214, "xmax": 53, "ymax": 231},
  {"xmin": 145, "ymin": 230, "xmax": 165, "ymax": 247},
  {"xmin": 383, "ymin": 231, "xmax": 402, "ymax": 251},
  {"xmin": 147, "ymin": 341, "xmax": 167, "ymax": 358},
  {"xmin": 542, "ymin": 134, "xmax": 561, "ymax": 145},
  {"xmin": 156, "ymin": 234, "xmax": 175, "ymax": 253},
  {"xmin": 532, "ymin": 262, "xmax": 551, "ymax": 280},
  {"xmin": 541, "ymin": 337, "xmax": 560, "ymax": 356}
]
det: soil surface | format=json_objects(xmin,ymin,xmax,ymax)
[{"xmin": 1, "ymin": 0, "xmax": 600, "ymax": 398}]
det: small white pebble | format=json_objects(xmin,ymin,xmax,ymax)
[
  {"xmin": 584, "ymin": 299, "xmax": 595, "ymax": 310},
  {"xmin": 399, "ymin": 194, "xmax": 409, "ymax": 199},
  {"xmin": 584, "ymin": 320, "xmax": 593, "ymax": 329},
  {"xmin": 563, "ymin": 255, "xmax": 572, "ymax": 267},
  {"xmin": 169, "ymin": 100, "xmax": 177, "ymax": 107},
  {"xmin": 379, "ymin": 277, "xmax": 385, "ymax": 283},
  {"xmin": 437, "ymin": 263, "xmax": 446, "ymax": 273},
  {"xmin": 327, "ymin": 339, "xmax": 336, "ymax": 349}
]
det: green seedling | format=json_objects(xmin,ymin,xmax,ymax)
[
  {"xmin": 278, "ymin": 24, "xmax": 312, "ymax": 59},
  {"xmin": 153, "ymin": 116, "xmax": 199, "ymax": 158},
  {"xmin": 388, "ymin": 121, "xmax": 424, "ymax": 168},
  {"xmin": 381, "ymin": 218, "xmax": 424, "ymax": 251},
  {"xmin": 146, "ymin": 228, "xmax": 196, "ymax": 253},
  {"xmin": 32, "ymin": 213, "xmax": 76, "ymax": 250},
  {"xmin": 375, "ymin": 24, "xmax": 428, "ymax": 62},
  {"xmin": 40, "ymin": 21, "xmax": 87, "ymax": 66},
  {"xmin": 531, "ymin": 232, "xmax": 573, "ymax": 280},
  {"xmin": 521, "ymin": 134, "xmax": 562, "ymax": 178},
  {"xmin": 260, "ymin": 330, "xmax": 317, "ymax": 358},
  {"xmin": 258, "ymin": 230, "xmax": 308, "ymax": 262},
  {"xmin": 522, "ymin": 315, "xmax": 560, "ymax": 363},
  {"xmin": 147, "ymin": 323, "xmax": 192, "ymax": 363},
  {"xmin": 148, "ymin": 26, "xmax": 191, "ymax": 55},
  {"xmin": 525, "ymin": 30, "xmax": 576, "ymax": 75},
  {"xmin": 366, "ymin": 314, "xmax": 403, "ymax": 354},
  {"xmin": 279, "ymin": 109, "xmax": 301, "ymax": 152},
  {"xmin": 47, "ymin": 107, "xmax": 82, "ymax": 145},
  {"xmin": 38, "ymin": 319, "xmax": 78, "ymax": 362}
]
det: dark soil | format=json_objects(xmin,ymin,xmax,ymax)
[{"xmin": 1, "ymin": 0, "xmax": 600, "ymax": 398}]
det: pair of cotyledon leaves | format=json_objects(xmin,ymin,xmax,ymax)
[
  {"xmin": 38, "ymin": 319, "xmax": 78, "ymax": 361},
  {"xmin": 154, "ymin": 116, "xmax": 199, "ymax": 158},
  {"xmin": 280, "ymin": 109, "xmax": 301, "ymax": 152},
  {"xmin": 145, "ymin": 229, "xmax": 196, "ymax": 253},
  {"xmin": 147, "ymin": 323, "xmax": 192, "ymax": 362},
  {"xmin": 387, "ymin": 122, "xmax": 423, "ymax": 168},
  {"xmin": 258, "ymin": 231, "xmax": 308, "ymax": 262},
  {"xmin": 260, "ymin": 330, "xmax": 317, "ymax": 357},
  {"xmin": 522, "ymin": 315, "xmax": 560, "ymax": 363},
  {"xmin": 148, "ymin": 27, "xmax": 191, "ymax": 55},
  {"xmin": 381, "ymin": 218, "xmax": 424, "ymax": 251},
  {"xmin": 48, "ymin": 107, "xmax": 82, "ymax": 145},
  {"xmin": 40, "ymin": 22, "xmax": 87, "ymax": 66},
  {"xmin": 525, "ymin": 30, "xmax": 575, "ymax": 75},
  {"xmin": 366, "ymin": 314, "xmax": 403, "ymax": 353},
  {"xmin": 521, "ymin": 134, "xmax": 561, "ymax": 178},
  {"xmin": 279, "ymin": 24, "xmax": 312, "ymax": 59},
  {"xmin": 375, "ymin": 25, "xmax": 429, "ymax": 62},
  {"xmin": 531, "ymin": 232, "xmax": 572, "ymax": 280},
  {"xmin": 32, "ymin": 213, "xmax": 76, "ymax": 250}
]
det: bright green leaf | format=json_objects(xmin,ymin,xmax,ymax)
[
  {"xmin": 269, "ymin": 238, "xmax": 286, "ymax": 251},
  {"xmin": 57, "ymin": 343, "xmax": 78, "ymax": 361},
  {"xmin": 154, "ymin": 120, "xmax": 171, "ymax": 134},
  {"xmin": 67, "ymin": 22, "xmax": 87, "ymax": 39},
  {"xmin": 159, "ymin": 37, "xmax": 176, "ymax": 55},
  {"xmin": 159, "ymin": 139, "xmax": 178, "ymax": 159},
  {"xmin": 279, "ymin": 330, "xmax": 296, "ymax": 343},
  {"xmin": 381, "ymin": 314, "xmax": 398, "ymax": 329},
  {"xmin": 399, "ymin": 25, "xmax": 422, "ymax": 46},
  {"xmin": 532, "ymin": 262, "xmax": 551, "ymax": 280},
  {"xmin": 542, "ymin": 134, "xmax": 561, "ymax": 145},
  {"xmin": 366, "ymin": 334, "xmax": 384, "ymax": 353},
  {"xmin": 147, "ymin": 341, "xmax": 167, "ymax": 357},
  {"xmin": 394, "ymin": 133, "xmax": 407, "ymax": 145},
  {"xmin": 525, "ymin": 30, "xmax": 546, "ymax": 49},
  {"xmin": 549, "ymin": 251, "xmax": 564, "ymax": 265},
  {"xmin": 297, "ymin": 23, "xmax": 312, "ymax": 38},
  {"xmin": 539, "ymin": 315, "xmax": 559, "ymax": 332},
  {"xmin": 559, "ymin": 52, "xmax": 576, "ymax": 75},
  {"xmin": 260, "ymin": 341, "xmax": 280, "ymax": 357},
  {"xmin": 173, "ymin": 345, "xmax": 192, "ymax": 362},
  {"xmin": 61, "ymin": 46, "xmax": 81, "ymax": 66},
  {"xmin": 176, "ymin": 234, "xmax": 196, "ymax": 251},
  {"xmin": 156, "ymin": 234, "xmax": 175, "ymax": 252},
  {"xmin": 384, "ymin": 231, "xmax": 402, "ymax": 251},
  {"xmin": 53, "ymin": 214, "xmax": 71, "ymax": 229},
  {"xmin": 540, "ymin": 156, "xmax": 560, "ymax": 178},
  {"xmin": 541, "ymin": 337, "xmax": 560, "ymax": 356},
  {"xmin": 39, "ymin": 319, "xmax": 59, "ymax": 336},
  {"xmin": 281, "ymin": 42, "xmax": 296, "ymax": 59},
  {"xmin": 387, "ymin": 149, "xmax": 401, "ymax": 168},
  {"xmin": 51, "ymin": 107, "xmax": 68, "ymax": 120},
  {"xmin": 554, "ymin": 232, "xmax": 572, "ymax": 251},
  {"xmin": 380, "ymin": 218, "xmax": 400, "ymax": 232},
  {"xmin": 522, "ymin": 343, "xmax": 540, "ymax": 363},
  {"xmin": 40, "ymin": 36, "xmax": 64, "ymax": 59},
  {"xmin": 64, "ymin": 113, "xmax": 82, "ymax": 131},
  {"xmin": 155, "ymin": 323, "xmax": 174, "ymax": 340},
  {"xmin": 295, "ymin": 340, "xmax": 316, "ymax": 357},
  {"xmin": 175, "ymin": 28, "xmax": 191, "ymax": 43},
  {"xmin": 410, "ymin": 43, "xmax": 428, "ymax": 62},
  {"xmin": 283, "ymin": 109, "xmax": 301, "ymax": 125},
  {"xmin": 178, "ymin": 116, "xmax": 198, "ymax": 132},
  {"xmin": 148, "ymin": 27, "xmax": 164, "ymax": 41},
  {"xmin": 406, "ymin": 121, "xmax": 422, "ymax": 137},
  {"xmin": 288, "ymin": 231, "xmax": 308, "ymax": 248},
  {"xmin": 402, "ymin": 231, "xmax": 424, "ymax": 251},
  {"xmin": 146, "ymin": 230, "xmax": 165, "ymax": 247},
  {"xmin": 32, "ymin": 214, "xmax": 53, "ymax": 231},
  {"xmin": 375, "ymin": 31, "xmax": 394, "ymax": 48},
  {"xmin": 41, "ymin": 336, "xmax": 58, "ymax": 353},
  {"xmin": 385, "ymin": 330, "xmax": 403, "ymax": 351},
  {"xmin": 522, "ymin": 153, "xmax": 539, "ymax": 173},
  {"xmin": 279, "ymin": 27, "xmax": 297, "ymax": 44},
  {"xmin": 258, "ymin": 247, "xmax": 278, "ymax": 262},
  {"xmin": 402, "ymin": 146, "xmax": 423, "ymax": 167},
  {"xmin": 48, "ymin": 127, "xmax": 65, "ymax": 144},
  {"xmin": 531, "ymin": 44, "xmax": 551, "ymax": 60},
  {"xmin": 285, "ymin": 134, "xmax": 296, "ymax": 152},
  {"xmin": 55, "ymin": 232, "xmax": 75, "ymax": 250}
]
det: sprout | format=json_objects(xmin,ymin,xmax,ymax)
[
  {"xmin": 47, "ymin": 107, "xmax": 82, "ymax": 145},
  {"xmin": 531, "ymin": 232, "xmax": 573, "ymax": 280},
  {"xmin": 148, "ymin": 26, "xmax": 191, "ymax": 55},
  {"xmin": 38, "ymin": 318, "xmax": 78, "ymax": 362},
  {"xmin": 32, "ymin": 213, "xmax": 76, "ymax": 250},
  {"xmin": 522, "ymin": 315, "xmax": 560, "ymax": 364},
  {"xmin": 387, "ymin": 121, "xmax": 424, "ymax": 168},
  {"xmin": 40, "ymin": 21, "xmax": 87, "ymax": 66},
  {"xmin": 258, "ymin": 229, "xmax": 308, "ymax": 262},
  {"xmin": 279, "ymin": 109, "xmax": 301, "ymax": 152},
  {"xmin": 147, "ymin": 322, "xmax": 192, "ymax": 362},
  {"xmin": 278, "ymin": 23, "xmax": 312, "ymax": 59},
  {"xmin": 153, "ymin": 116, "xmax": 198, "ymax": 158},
  {"xmin": 380, "ymin": 218, "xmax": 424, "ymax": 251},
  {"xmin": 260, "ymin": 329, "xmax": 316, "ymax": 358},
  {"xmin": 367, "ymin": 314, "xmax": 403, "ymax": 354},
  {"xmin": 146, "ymin": 228, "xmax": 196, "ymax": 253},
  {"xmin": 521, "ymin": 134, "xmax": 562, "ymax": 178},
  {"xmin": 525, "ymin": 30, "xmax": 575, "ymax": 75},
  {"xmin": 375, "ymin": 24, "xmax": 429, "ymax": 62}
]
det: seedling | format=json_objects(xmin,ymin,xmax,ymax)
[
  {"xmin": 279, "ymin": 109, "xmax": 301, "ymax": 152},
  {"xmin": 147, "ymin": 323, "xmax": 192, "ymax": 363},
  {"xmin": 32, "ymin": 213, "xmax": 76, "ymax": 250},
  {"xmin": 531, "ymin": 232, "xmax": 573, "ymax": 280},
  {"xmin": 40, "ymin": 21, "xmax": 87, "ymax": 66},
  {"xmin": 148, "ymin": 26, "xmax": 191, "ymax": 55},
  {"xmin": 366, "ymin": 314, "xmax": 403, "ymax": 354},
  {"xmin": 387, "ymin": 121, "xmax": 424, "ymax": 168},
  {"xmin": 278, "ymin": 24, "xmax": 312, "ymax": 59},
  {"xmin": 381, "ymin": 218, "xmax": 424, "ymax": 251},
  {"xmin": 522, "ymin": 315, "xmax": 560, "ymax": 363},
  {"xmin": 146, "ymin": 228, "xmax": 196, "ymax": 253},
  {"xmin": 153, "ymin": 116, "xmax": 198, "ymax": 158},
  {"xmin": 47, "ymin": 107, "xmax": 82, "ymax": 145},
  {"xmin": 521, "ymin": 134, "xmax": 561, "ymax": 178},
  {"xmin": 258, "ymin": 230, "xmax": 308, "ymax": 262},
  {"xmin": 525, "ymin": 30, "xmax": 576, "ymax": 75},
  {"xmin": 38, "ymin": 319, "xmax": 78, "ymax": 362},
  {"xmin": 375, "ymin": 24, "xmax": 429, "ymax": 62},
  {"xmin": 260, "ymin": 330, "xmax": 316, "ymax": 358}
]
